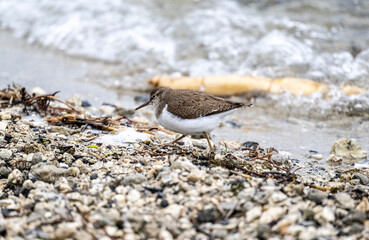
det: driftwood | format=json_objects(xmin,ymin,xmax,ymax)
[{"xmin": 149, "ymin": 75, "xmax": 366, "ymax": 96}]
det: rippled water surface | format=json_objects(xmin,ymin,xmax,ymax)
[{"xmin": 0, "ymin": 0, "xmax": 368, "ymax": 162}]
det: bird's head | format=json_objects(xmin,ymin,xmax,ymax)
[{"xmin": 135, "ymin": 87, "xmax": 169, "ymax": 110}]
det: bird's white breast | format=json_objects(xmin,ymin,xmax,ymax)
[{"xmin": 158, "ymin": 105, "xmax": 235, "ymax": 135}]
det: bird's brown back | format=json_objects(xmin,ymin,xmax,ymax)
[{"xmin": 157, "ymin": 88, "xmax": 247, "ymax": 119}]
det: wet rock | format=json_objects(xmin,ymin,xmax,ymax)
[
  {"xmin": 306, "ymin": 188, "xmax": 326, "ymax": 203},
  {"xmin": 331, "ymin": 138, "xmax": 367, "ymax": 161},
  {"xmin": 0, "ymin": 149, "xmax": 12, "ymax": 161},
  {"xmin": 30, "ymin": 163, "xmax": 67, "ymax": 183},
  {"xmin": 197, "ymin": 208, "xmax": 216, "ymax": 223},
  {"xmin": 352, "ymin": 173, "xmax": 369, "ymax": 185},
  {"xmin": 335, "ymin": 192, "xmax": 355, "ymax": 209}
]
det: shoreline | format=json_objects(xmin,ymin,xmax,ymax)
[{"xmin": 0, "ymin": 86, "xmax": 368, "ymax": 239}]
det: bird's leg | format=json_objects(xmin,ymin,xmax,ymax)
[
  {"xmin": 203, "ymin": 132, "xmax": 214, "ymax": 152},
  {"xmin": 161, "ymin": 134, "xmax": 186, "ymax": 147}
]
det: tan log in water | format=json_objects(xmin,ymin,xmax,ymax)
[{"xmin": 149, "ymin": 75, "xmax": 366, "ymax": 96}]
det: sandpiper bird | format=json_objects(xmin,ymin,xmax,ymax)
[{"xmin": 135, "ymin": 87, "xmax": 252, "ymax": 151}]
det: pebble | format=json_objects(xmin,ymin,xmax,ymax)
[
  {"xmin": 352, "ymin": 173, "xmax": 369, "ymax": 185},
  {"xmin": 197, "ymin": 208, "xmax": 216, "ymax": 223},
  {"xmin": 259, "ymin": 207, "xmax": 285, "ymax": 224},
  {"xmin": 0, "ymin": 149, "xmax": 12, "ymax": 161},
  {"xmin": 246, "ymin": 205, "xmax": 262, "ymax": 222},
  {"xmin": 315, "ymin": 206, "xmax": 335, "ymax": 224},
  {"xmin": 164, "ymin": 204, "xmax": 185, "ymax": 220},
  {"xmin": 334, "ymin": 192, "xmax": 355, "ymax": 209},
  {"xmin": 306, "ymin": 188, "xmax": 326, "ymax": 203},
  {"xmin": 158, "ymin": 228, "xmax": 174, "ymax": 240},
  {"xmin": 127, "ymin": 189, "xmax": 141, "ymax": 202},
  {"xmin": 187, "ymin": 169, "xmax": 205, "ymax": 182},
  {"xmin": 30, "ymin": 163, "xmax": 67, "ymax": 183},
  {"xmin": 7, "ymin": 169, "xmax": 23, "ymax": 186},
  {"xmin": 123, "ymin": 173, "xmax": 146, "ymax": 185},
  {"xmin": 31, "ymin": 152, "xmax": 43, "ymax": 164}
]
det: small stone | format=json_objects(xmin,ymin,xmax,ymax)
[
  {"xmin": 158, "ymin": 228, "xmax": 173, "ymax": 240},
  {"xmin": 30, "ymin": 163, "xmax": 67, "ymax": 183},
  {"xmin": 0, "ymin": 149, "xmax": 12, "ymax": 161},
  {"xmin": 352, "ymin": 173, "xmax": 369, "ymax": 185},
  {"xmin": 48, "ymin": 126, "xmax": 74, "ymax": 135},
  {"xmin": 164, "ymin": 204, "xmax": 185, "ymax": 220},
  {"xmin": 197, "ymin": 208, "xmax": 216, "ymax": 223},
  {"xmin": 7, "ymin": 169, "xmax": 23, "ymax": 186},
  {"xmin": 315, "ymin": 206, "xmax": 335, "ymax": 224},
  {"xmin": 335, "ymin": 192, "xmax": 355, "ymax": 209},
  {"xmin": 187, "ymin": 169, "xmax": 205, "ymax": 182},
  {"xmin": 310, "ymin": 154, "xmax": 323, "ymax": 160},
  {"xmin": 67, "ymin": 167, "xmax": 80, "ymax": 177},
  {"xmin": 160, "ymin": 199, "xmax": 169, "ymax": 208},
  {"xmin": 269, "ymin": 191, "xmax": 287, "ymax": 203},
  {"xmin": 0, "ymin": 112, "xmax": 12, "ymax": 120},
  {"xmin": 306, "ymin": 188, "xmax": 326, "ymax": 203},
  {"xmin": 56, "ymin": 177, "xmax": 71, "ymax": 192},
  {"xmin": 53, "ymin": 222, "xmax": 79, "ymax": 240},
  {"xmin": 22, "ymin": 179, "xmax": 34, "ymax": 189},
  {"xmin": 90, "ymin": 173, "xmax": 98, "ymax": 180},
  {"xmin": 171, "ymin": 160, "xmax": 196, "ymax": 171},
  {"xmin": 259, "ymin": 207, "xmax": 285, "ymax": 224},
  {"xmin": 213, "ymin": 229, "xmax": 228, "ymax": 239},
  {"xmin": 0, "ymin": 166, "xmax": 11, "ymax": 178},
  {"xmin": 74, "ymin": 230, "xmax": 93, "ymax": 240},
  {"xmin": 246, "ymin": 206, "xmax": 262, "ymax": 222},
  {"xmin": 342, "ymin": 211, "xmax": 366, "ymax": 224},
  {"xmin": 326, "ymin": 154, "xmax": 342, "ymax": 165},
  {"xmin": 31, "ymin": 152, "xmax": 43, "ymax": 164},
  {"xmin": 349, "ymin": 223, "xmax": 365, "ymax": 234},
  {"xmin": 123, "ymin": 174, "xmax": 146, "ymax": 185},
  {"xmin": 127, "ymin": 189, "xmax": 141, "ymax": 202}
]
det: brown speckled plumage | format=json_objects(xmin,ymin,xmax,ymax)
[{"xmin": 149, "ymin": 87, "xmax": 250, "ymax": 119}]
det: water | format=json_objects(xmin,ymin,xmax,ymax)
[{"xmin": 0, "ymin": 0, "xmax": 368, "ymax": 163}]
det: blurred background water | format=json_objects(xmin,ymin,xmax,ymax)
[{"xmin": 0, "ymin": 0, "xmax": 368, "ymax": 160}]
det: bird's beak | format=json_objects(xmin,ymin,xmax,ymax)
[{"xmin": 135, "ymin": 99, "xmax": 151, "ymax": 110}]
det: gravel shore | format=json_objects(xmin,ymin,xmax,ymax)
[{"xmin": 0, "ymin": 93, "xmax": 368, "ymax": 240}]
